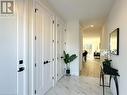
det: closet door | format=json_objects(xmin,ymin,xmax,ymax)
[
  {"xmin": 43, "ymin": 10, "xmax": 54, "ymax": 94},
  {"xmin": 34, "ymin": 3, "xmax": 53, "ymax": 95},
  {"xmin": 34, "ymin": 3, "xmax": 44, "ymax": 95},
  {"xmin": 60, "ymin": 25, "xmax": 65, "ymax": 76},
  {"xmin": 56, "ymin": 23, "xmax": 61, "ymax": 80},
  {"xmin": 52, "ymin": 20, "xmax": 56, "ymax": 86},
  {"xmin": 56, "ymin": 21, "xmax": 65, "ymax": 80},
  {"xmin": 17, "ymin": 1, "xmax": 29, "ymax": 95},
  {"xmin": 34, "ymin": 2, "xmax": 54, "ymax": 95}
]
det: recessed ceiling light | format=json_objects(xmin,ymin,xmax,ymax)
[{"xmin": 90, "ymin": 25, "xmax": 94, "ymax": 27}]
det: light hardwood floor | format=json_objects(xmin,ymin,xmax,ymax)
[
  {"xmin": 45, "ymin": 59, "xmax": 113, "ymax": 95},
  {"xmin": 45, "ymin": 76, "xmax": 112, "ymax": 95},
  {"xmin": 80, "ymin": 59, "xmax": 101, "ymax": 78}
]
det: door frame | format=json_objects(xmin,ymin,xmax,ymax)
[{"xmin": 16, "ymin": 0, "xmax": 29, "ymax": 95}]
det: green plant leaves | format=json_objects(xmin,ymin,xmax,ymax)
[
  {"xmin": 63, "ymin": 51, "xmax": 77, "ymax": 64},
  {"xmin": 69, "ymin": 54, "xmax": 77, "ymax": 62}
]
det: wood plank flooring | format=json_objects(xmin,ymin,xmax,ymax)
[
  {"xmin": 45, "ymin": 76, "xmax": 113, "ymax": 95},
  {"xmin": 45, "ymin": 59, "xmax": 113, "ymax": 95},
  {"xmin": 80, "ymin": 59, "xmax": 101, "ymax": 78}
]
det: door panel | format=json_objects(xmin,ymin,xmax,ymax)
[
  {"xmin": 35, "ymin": 2, "xmax": 54, "ymax": 94},
  {"xmin": 60, "ymin": 25, "xmax": 65, "ymax": 76},
  {"xmin": 35, "ymin": 6, "xmax": 43, "ymax": 95},
  {"xmin": 53, "ymin": 23, "xmax": 57, "ymax": 85},
  {"xmin": 43, "ymin": 11, "xmax": 53, "ymax": 94},
  {"xmin": 0, "ymin": 0, "xmax": 27, "ymax": 95},
  {"xmin": 56, "ymin": 21, "xmax": 65, "ymax": 80},
  {"xmin": 17, "ymin": 0, "xmax": 28, "ymax": 95},
  {"xmin": 56, "ymin": 23, "xmax": 61, "ymax": 80}
]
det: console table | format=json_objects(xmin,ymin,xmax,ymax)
[{"xmin": 100, "ymin": 65, "xmax": 120, "ymax": 95}]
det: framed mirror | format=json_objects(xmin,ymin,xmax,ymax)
[{"xmin": 110, "ymin": 28, "xmax": 119, "ymax": 55}]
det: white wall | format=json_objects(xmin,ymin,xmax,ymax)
[
  {"xmin": 103, "ymin": 0, "xmax": 127, "ymax": 94},
  {"xmin": 79, "ymin": 30, "xmax": 83, "ymax": 71},
  {"xmin": 0, "ymin": 16, "xmax": 17, "ymax": 95},
  {"xmin": 100, "ymin": 24, "xmax": 109, "ymax": 50},
  {"xmin": 66, "ymin": 19, "xmax": 80, "ymax": 76}
]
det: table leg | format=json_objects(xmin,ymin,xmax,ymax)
[
  {"xmin": 114, "ymin": 76, "xmax": 119, "ymax": 95},
  {"xmin": 109, "ymin": 75, "xmax": 112, "ymax": 87},
  {"xmin": 100, "ymin": 70, "xmax": 102, "ymax": 86},
  {"xmin": 102, "ymin": 73, "xmax": 105, "ymax": 95}
]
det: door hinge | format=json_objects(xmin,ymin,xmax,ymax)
[
  {"xmin": 52, "ymin": 20, "xmax": 55, "ymax": 24},
  {"xmin": 52, "ymin": 40, "xmax": 55, "ymax": 43},
  {"xmin": 57, "ymin": 24, "xmax": 59, "ymax": 27},
  {"xmin": 35, "ymin": 8, "xmax": 38, "ymax": 13},
  {"xmin": 52, "ymin": 76, "xmax": 55, "ymax": 80},
  {"xmin": 34, "ymin": 90, "xmax": 36, "ymax": 94},
  {"xmin": 35, "ymin": 63, "xmax": 36, "ymax": 67},
  {"xmin": 35, "ymin": 36, "xmax": 37, "ymax": 40}
]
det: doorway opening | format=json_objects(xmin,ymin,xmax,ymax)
[{"xmin": 80, "ymin": 26, "xmax": 101, "ymax": 78}]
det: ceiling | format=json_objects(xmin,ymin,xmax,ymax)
[{"xmin": 46, "ymin": 0, "xmax": 115, "ymax": 29}]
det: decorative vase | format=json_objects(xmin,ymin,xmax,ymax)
[
  {"xmin": 66, "ymin": 69, "xmax": 70, "ymax": 75},
  {"xmin": 66, "ymin": 64, "xmax": 71, "ymax": 75},
  {"xmin": 102, "ymin": 59, "xmax": 112, "ymax": 74}
]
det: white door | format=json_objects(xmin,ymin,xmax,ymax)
[
  {"xmin": 60, "ymin": 25, "xmax": 65, "ymax": 76},
  {"xmin": 0, "ymin": 0, "xmax": 27, "ymax": 95},
  {"xmin": 43, "ymin": 10, "xmax": 54, "ymax": 94},
  {"xmin": 34, "ymin": 3, "xmax": 44, "ymax": 95},
  {"xmin": 56, "ymin": 21, "xmax": 65, "ymax": 80},
  {"xmin": 53, "ymin": 21, "xmax": 57, "ymax": 85},
  {"xmin": 17, "ymin": 1, "xmax": 28, "ymax": 95},
  {"xmin": 34, "ymin": 2, "xmax": 54, "ymax": 94},
  {"xmin": 56, "ymin": 23, "xmax": 61, "ymax": 80}
]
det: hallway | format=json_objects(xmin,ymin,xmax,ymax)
[
  {"xmin": 1, "ymin": 0, "xmax": 127, "ymax": 95},
  {"xmin": 45, "ymin": 76, "xmax": 112, "ymax": 95},
  {"xmin": 80, "ymin": 59, "xmax": 101, "ymax": 78}
]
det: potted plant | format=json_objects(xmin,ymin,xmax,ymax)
[
  {"xmin": 63, "ymin": 51, "xmax": 77, "ymax": 75},
  {"xmin": 103, "ymin": 59, "xmax": 112, "ymax": 67},
  {"xmin": 102, "ymin": 59, "xmax": 112, "ymax": 73}
]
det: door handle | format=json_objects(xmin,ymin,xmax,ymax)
[
  {"xmin": 44, "ymin": 61, "xmax": 50, "ymax": 64},
  {"xmin": 18, "ymin": 67, "xmax": 25, "ymax": 72},
  {"xmin": 19, "ymin": 60, "xmax": 23, "ymax": 64},
  {"xmin": 61, "ymin": 56, "xmax": 64, "ymax": 59}
]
